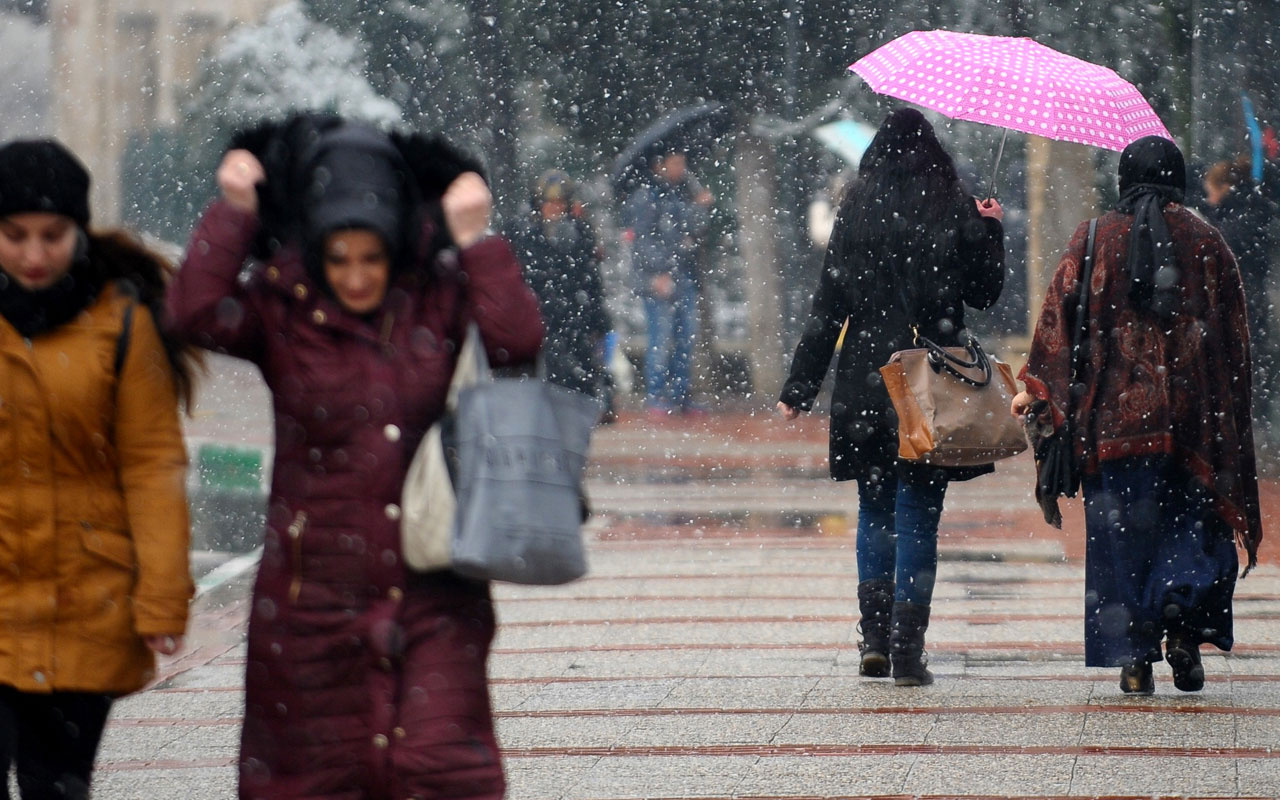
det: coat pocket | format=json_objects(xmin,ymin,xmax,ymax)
[
  {"xmin": 75, "ymin": 523, "xmax": 138, "ymax": 644},
  {"xmin": 79, "ymin": 523, "xmax": 137, "ymax": 572}
]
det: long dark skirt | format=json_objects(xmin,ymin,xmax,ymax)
[{"xmin": 1082, "ymin": 456, "xmax": 1238, "ymax": 667}]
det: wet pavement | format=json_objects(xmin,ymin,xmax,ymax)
[{"xmin": 93, "ymin": 368, "xmax": 1280, "ymax": 799}]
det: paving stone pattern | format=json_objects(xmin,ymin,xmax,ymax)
[{"xmin": 95, "ymin": 410, "xmax": 1280, "ymax": 799}]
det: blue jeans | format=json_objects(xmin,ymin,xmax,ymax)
[
  {"xmin": 855, "ymin": 473, "xmax": 949, "ymax": 606},
  {"xmin": 642, "ymin": 283, "xmax": 697, "ymax": 409}
]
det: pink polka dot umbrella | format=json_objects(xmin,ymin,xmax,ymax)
[{"xmin": 850, "ymin": 30, "xmax": 1174, "ymax": 195}]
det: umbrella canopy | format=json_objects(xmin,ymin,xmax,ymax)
[
  {"xmin": 610, "ymin": 102, "xmax": 732, "ymax": 196},
  {"xmin": 850, "ymin": 30, "xmax": 1173, "ymax": 152}
]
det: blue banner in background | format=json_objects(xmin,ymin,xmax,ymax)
[{"xmin": 1242, "ymin": 93, "xmax": 1264, "ymax": 185}]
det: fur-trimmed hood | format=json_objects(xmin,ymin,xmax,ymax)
[{"xmin": 228, "ymin": 113, "xmax": 485, "ymax": 278}]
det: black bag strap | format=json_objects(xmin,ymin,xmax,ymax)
[
  {"xmin": 915, "ymin": 332, "xmax": 993, "ymax": 388},
  {"xmin": 893, "ymin": 260, "xmax": 993, "ymax": 388},
  {"xmin": 1064, "ymin": 218, "xmax": 1099, "ymax": 422},
  {"xmin": 114, "ymin": 302, "xmax": 135, "ymax": 377}
]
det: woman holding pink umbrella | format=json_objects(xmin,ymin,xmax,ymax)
[{"xmin": 777, "ymin": 108, "xmax": 1005, "ymax": 687}]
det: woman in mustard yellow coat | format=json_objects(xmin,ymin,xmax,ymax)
[{"xmin": 0, "ymin": 140, "xmax": 198, "ymax": 798}]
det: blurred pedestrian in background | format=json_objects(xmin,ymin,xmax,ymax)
[
  {"xmin": 0, "ymin": 139, "xmax": 195, "ymax": 798},
  {"xmin": 508, "ymin": 169, "xmax": 613, "ymax": 412},
  {"xmin": 622, "ymin": 149, "xmax": 712, "ymax": 419},
  {"xmin": 1014, "ymin": 136, "xmax": 1262, "ymax": 695},
  {"xmin": 167, "ymin": 114, "xmax": 542, "ymax": 799},
  {"xmin": 1200, "ymin": 156, "xmax": 1277, "ymax": 439},
  {"xmin": 777, "ymin": 109, "xmax": 1005, "ymax": 687}
]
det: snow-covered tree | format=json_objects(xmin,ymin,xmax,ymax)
[
  {"xmin": 186, "ymin": 1, "xmax": 401, "ymax": 129},
  {"xmin": 124, "ymin": 2, "xmax": 401, "ymax": 240},
  {"xmin": 302, "ymin": 0, "xmax": 477, "ymax": 138}
]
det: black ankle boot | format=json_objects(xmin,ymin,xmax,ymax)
[
  {"xmin": 1165, "ymin": 634, "xmax": 1205, "ymax": 692},
  {"xmin": 890, "ymin": 601, "xmax": 933, "ymax": 687},
  {"xmin": 1119, "ymin": 661, "xmax": 1155, "ymax": 695},
  {"xmin": 856, "ymin": 579, "xmax": 894, "ymax": 677}
]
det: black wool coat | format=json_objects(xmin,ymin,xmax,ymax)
[
  {"xmin": 508, "ymin": 211, "xmax": 611, "ymax": 396},
  {"xmin": 1202, "ymin": 189, "xmax": 1275, "ymax": 337},
  {"xmin": 780, "ymin": 205, "xmax": 1004, "ymax": 484}
]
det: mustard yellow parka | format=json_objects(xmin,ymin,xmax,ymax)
[{"xmin": 0, "ymin": 281, "xmax": 192, "ymax": 696}]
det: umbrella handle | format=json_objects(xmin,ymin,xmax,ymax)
[{"xmin": 987, "ymin": 127, "xmax": 1008, "ymax": 200}]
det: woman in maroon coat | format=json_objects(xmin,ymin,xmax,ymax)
[
  {"xmin": 167, "ymin": 116, "xmax": 542, "ymax": 799},
  {"xmin": 1014, "ymin": 136, "xmax": 1262, "ymax": 696}
]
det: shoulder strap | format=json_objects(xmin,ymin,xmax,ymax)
[
  {"xmin": 894, "ymin": 278, "xmax": 917, "ymax": 330},
  {"xmin": 114, "ymin": 302, "xmax": 135, "ymax": 377},
  {"xmin": 1064, "ymin": 218, "xmax": 1099, "ymax": 419}
]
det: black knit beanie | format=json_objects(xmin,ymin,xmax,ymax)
[{"xmin": 0, "ymin": 139, "xmax": 91, "ymax": 226}]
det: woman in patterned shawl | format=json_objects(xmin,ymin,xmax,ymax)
[{"xmin": 1013, "ymin": 136, "xmax": 1262, "ymax": 695}]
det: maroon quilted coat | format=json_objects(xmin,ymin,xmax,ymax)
[{"xmin": 167, "ymin": 200, "xmax": 543, "ymax": 799}]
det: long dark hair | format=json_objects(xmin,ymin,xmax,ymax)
[
  {"xmin": 89, "ymin": 230, "xmax": 202, "ymax": 412},
  {"xmin": 831, "ymin": 108, "xmax": 971, "ymax": 315}
]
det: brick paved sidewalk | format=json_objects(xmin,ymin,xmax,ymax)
[{"xmin": 93, "ymin": 410, "xmax": 1280, "ymax": 799}]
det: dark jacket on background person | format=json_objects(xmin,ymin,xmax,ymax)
[
  {"xmin": 779, "ymin": 202, "xmax": 1004, "ymax": 484},
  {"xmin": 623, "ymin": 177, "xmax": 709, "ymax": 291},
  {"xmin": 168, "ymin": 199, "xmax": 542, "ymax": 799},
  {"xmin": 509, "ymin": 209, "xmax": 610, "ymax": 396},
  {"xmin": 1203, "ymin": 186, "xmax": 1274, "ymax": 327}
]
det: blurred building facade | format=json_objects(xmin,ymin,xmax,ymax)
[{"xmin": 50, "ymin": 0, "xmax": 283, "ymax": 223}]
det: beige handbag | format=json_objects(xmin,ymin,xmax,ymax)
[
  {"xmin": 879, "ymin": 334, "xmax": 1027, "ymax": 467},
  {"xmin": 400, "ymin": 327, "xmax": 485, "ymax": 572}
]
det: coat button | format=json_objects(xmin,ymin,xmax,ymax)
[
  {"xmin": 32, "ymin": 671, "xmax": 45, "ymax": 683},
  {"xmin": 379, "ymin": 657, "xmax": 392, "ymax": 670},
  {"xmin": 372, "ymin": 733, "xmax": 389, "ymax": 749},
  {"xmin": 293, "ymin": 284, "xmax": 308, "ymax": 300},
  {"xmin": 384, "ymin": 503, "xmax": 401, "ymax": 521},
  {"xmin": 393, "ymin": 727, "xmax": 406, "ymax": 740},
  {"xmin": 387, "ymin": 587, "xmax": 404, "ymax": 603},
  {"xmin": 383, "ymin": 424, "xmax": 401, "ymax": 442},
  {"xmin": 265, "ymin": 266, "xmax": 280, "ymax": 281},
  {"xmin": 312, "ymin": 309, "xmax": 327, "ymax": 325}
]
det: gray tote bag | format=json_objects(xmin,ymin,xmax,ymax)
[{"xmin": 447, "ymin": 325, "xmax": 601, "ymax": 584}]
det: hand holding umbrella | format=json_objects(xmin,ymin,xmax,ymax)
[{"xmin": 975, "ymin": 196, "xmax": 1003, "ymax": 221}]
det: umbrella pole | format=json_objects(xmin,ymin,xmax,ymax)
[{"xmin": 987, "ymin": 127, "xmax": 1008, "ymax": 199}]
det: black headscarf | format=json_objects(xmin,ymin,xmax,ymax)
[{"xmin": 1115, "ymin": 135, "xmax": 1186, "ymax": 320}]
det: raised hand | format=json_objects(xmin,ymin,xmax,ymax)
[
  {"xmin": 442, "ymin": 172, "xmax": 493, "ymax": 249},
  {"xmin": 217, "ymin": 150, "xmax": 265, "ymax": 214}
]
